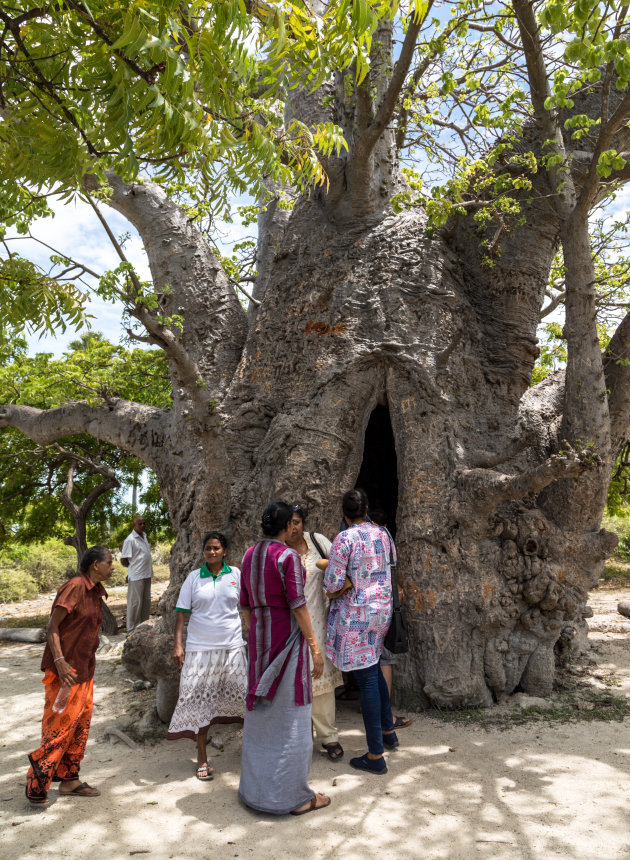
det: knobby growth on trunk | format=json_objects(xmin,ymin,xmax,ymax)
[{"xmin": 3, "ymin": 2, "xmax": 630, "ymax": 716}]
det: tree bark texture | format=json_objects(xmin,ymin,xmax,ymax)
[
  {"xmin": 5, "ymin": 44, "xmax": 630, "ymax": 715},
  {"xmin": 1, "ymin": 165, "xmax": 623, "ymax": 714}
]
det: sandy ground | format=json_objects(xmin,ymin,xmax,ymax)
[{"xmin": 2, "ymin": 589, "xmax": 630, "ymax": 860}]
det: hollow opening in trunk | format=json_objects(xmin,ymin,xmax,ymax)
[{"xmin": 356, "ymin": 403, "xmax": 398, "ymax": 537}]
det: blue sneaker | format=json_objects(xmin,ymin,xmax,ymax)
[
  {"xmin": 349, "ymin": 753, "xmax": 388, "ymax": 774},
  {"xmin": 383, "ymin": 731, "xmax": 399, "ymax": 750}
]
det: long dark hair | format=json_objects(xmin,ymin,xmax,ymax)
[
  {"xmin": 342, "ymin": 488, "xmax": 369, "ymax": 520},
  {"xmin": 79, "ymin": 545, "xmax": 110, "ymax": 573},
  {"xmin": 261, "ymin": 500, "xmax": 293, "ymax": 536}
]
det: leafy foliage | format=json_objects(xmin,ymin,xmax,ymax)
[
  {"xmin": 0, "ymin": 0, "xmax": 411, "ymax": 337},
  {"xmin": 0, "ymin": 333, "xmax": 172, "ymax": 546},
  {"xmin": 0, "ymin": 1, "xmax": 394, "ymax": 202}
]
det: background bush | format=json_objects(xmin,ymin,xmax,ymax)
[
  {"xmin": 20, "ymin": 540, "xmax": 77, "ymax": 593},
  {"xmin": 152, "ymin": 542, "xmax": 172, "ymax": 566},
  {"xmin": 0, "ymin": 567, "xmax": 38, "ymax": 602},
  {"xmin": 108, "ymin": 563, "xmax": 128, "ymax": 587},
  {"xmin": 0, "ymin": 538, "xmax": 172, "ymax": 602},
  {"xmin": 603, "ymin": 512, "xmax": 630, "ymax": 561},
  {"xmin": 617, "ymin": 534, "xmax": 630, "ymax": 560}
]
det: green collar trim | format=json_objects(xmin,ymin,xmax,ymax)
[{"xmin": 200, "ymin": 561, "xmax": 231, "ymax": 580}]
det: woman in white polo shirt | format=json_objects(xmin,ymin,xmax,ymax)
[{"xmin": 166, "ymin": 531, "xmax": 247, "ymax": 780}]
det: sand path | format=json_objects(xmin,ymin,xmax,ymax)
[{"xmin": 1, "ymin": 588, "xmax": 629, "ymax": 859}]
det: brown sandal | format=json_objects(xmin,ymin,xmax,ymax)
[
  {"xmin": 196, "ymin": 763, "xmax": 214, "ymax": 781},
  {"xmin": 60, "ymin": 781, "xmax": 100, "ymax": 797},
  {"xmin": 291, "ymin": 793, "xmax": 331, "ymax": 815}
]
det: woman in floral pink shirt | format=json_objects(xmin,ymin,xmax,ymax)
[{"xmin": 324, "ymin": 489, "xmax": 398, "ymax": 774}]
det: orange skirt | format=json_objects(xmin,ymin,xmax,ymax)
[{"xmin": 26, "ymin": 670, "xmax": 94, "ymax": 802}]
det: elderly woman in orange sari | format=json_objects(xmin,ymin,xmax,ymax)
[{"xmin": 26, "ymin": 546, "xmax": 114, "ymax": 806}]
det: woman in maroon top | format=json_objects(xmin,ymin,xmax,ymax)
[
  {"xmin": 26, "ymin": 546, "xmax": 114, "ymax": 806},
  {"xmin": 239, "ymin": 500, "xmax": 331, "ymax": 816}
]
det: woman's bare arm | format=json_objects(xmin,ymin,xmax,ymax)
[
  {"xmin": 173, "ymin": 611, "xmax": 187, "ymax": 668},
  {"xmin": 47, "ymin": 606, "xmax": 76, "ymax": 686},
  {"xmin": 292, "ymin": 604, "xmax": 324, "ymax": 679}
]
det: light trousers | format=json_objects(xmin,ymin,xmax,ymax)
[
  {"xmin": 311, "ymin": 689, "xmax": 338, "ymax": 745},
  {"xmin": 126, "ymin": 577, "xmax": 152, "ymax": 632}
]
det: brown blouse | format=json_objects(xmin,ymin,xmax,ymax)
[{"xmin": 41, "ymin": 574, "xmax": 107, "ymax": 683}]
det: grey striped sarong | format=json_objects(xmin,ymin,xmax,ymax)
[{"xmin": 238, "ymin": 645, "xmax": 314, "ymax": 814}]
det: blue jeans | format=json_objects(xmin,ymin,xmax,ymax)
[{"xmin": 354, "ymin": 662, "xmax": 395, "ymax": 755}]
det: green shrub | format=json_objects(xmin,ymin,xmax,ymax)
[
  {"xmin": 618, "ymin": 534, "xmax": 630, "ymax": 561},
  {"xmin": 108, "ymin": 562, "xmax": 128, "ymax": 587},
  {"xmin": 0, "ymin": 567, "xmax": 38, "ymax": 602},
  {"xmin": 0, "ymin": 544, "xmax": 31, "ymax": 565},
  {"xmin": 152, "ymin": 542, "xmax": 172, "ymax": 566},
  {"xmin": 600, "ymin": 561, "xmax": 630, "ymax": 586},
  {"xmin": 20, "ymin": 540, "xmax": 77, "ymax": 593},
  {"xmin": 153, "ymin": 563, "xmax": 171, "ymax": 582}
]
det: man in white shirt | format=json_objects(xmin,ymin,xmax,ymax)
[{"xmin": 120, "ymin": 515, "xmax": 154, "ymax": 634}]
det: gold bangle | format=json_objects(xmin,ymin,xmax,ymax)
[{"xmin": 311, "ymin": 649, "xmax": 321, "ymax": 656}]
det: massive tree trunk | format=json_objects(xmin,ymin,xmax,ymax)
[
  {"xmin": 1, "ymin": 173, "xmax": 621, "ymax": 716},
  {"xmin": 118, "ymin": 167, "xmax": 616, "ymax": 716},
  {"xmin": 3, "ymin": 12, "xmax": 630, "ymax": 720}
]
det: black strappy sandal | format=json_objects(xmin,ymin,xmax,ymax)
[{"xmin": 322, "ymin": 742, "xmax": 344, "ymax": 761}]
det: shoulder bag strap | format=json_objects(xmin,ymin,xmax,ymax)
[
  {"xmin": 383, "ymin": 526, "xmax": 400, "ymax": 610},
  {"xmin": 309, "ymin": 531, "xmax": 327, "ymax": 559}
]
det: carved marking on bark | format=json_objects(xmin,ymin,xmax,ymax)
[{"xmin": 304, "ymin": 321, "xmax": 348, "ymax": 336}]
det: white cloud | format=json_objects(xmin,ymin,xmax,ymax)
[{"xmin": 10, "ymin": 192, "xmax": 249, "ymax": 356}]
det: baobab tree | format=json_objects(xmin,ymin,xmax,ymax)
[{"xmin": 1, "ymin": 0, "xmax": 630, "ymax": 717}]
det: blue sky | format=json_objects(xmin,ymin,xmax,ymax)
[
  {"xmin": 11, "ymin": 179, "xmax": 630, "ymax": 359},
  {"xmin": 13, "ymin": 193, "xmax": 253, "ymax": 357}
]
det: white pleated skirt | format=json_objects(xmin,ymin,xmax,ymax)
[{"xmin": 167, "ymin": 646, "xmax": 247, "ymax": 740}]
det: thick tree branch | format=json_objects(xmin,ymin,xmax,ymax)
[
  {"xmin": 61, "ymin": 460, "xmax": 118, "ymax": 520},
  {"xmin": 84, "ymin": 172, "xmax": 248, "ymax": 403},
  {"xmin": 0, "ymin": 400, "xmax": 168, "ymax": 471},
  {"xmin": 64, "ymin": 466, "xmax": 119, "ymax": 519},
  {"xmin": 458, "ymin": 444, "xmax": 598, "ymax": 514},
  {"xmin": 512, "ymin": 0, "xmax": 569, "ymax": 207},
  {"xmin": 468, "ymin": 433, "xmax": 535, "ymax": 468},
  {"xmin": 54, "ymin": 441, "xmax": 119, "ymax": 483},
  {"xmin": 86, "ymin": 195, "xmax": 218, "ymax": 415},
  {"xmin": 540, "ymin": 288, "xmax": 565, "ymax": 318},
  {"xmin": 357, "ymin": 12, "xmax": 424, "ymax": 160}
]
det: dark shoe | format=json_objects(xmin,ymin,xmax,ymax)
[
  {"xmin": 322, "ymin": 742, "xmax": 344, "ymax": 761},
  {"xmin": 349, "ymin": 753, "xmax": 387, "ymax": 775},
  {"xmin": 383, "ymin": 730, "xmax": 399, "ymax": 750},
  {"xmin": 394, "ymin": 715, "xmax": 412, "ymax": 729},
  {"xmin": 26, "ymin": 785, "xmax": 49, "ymax": 807}
]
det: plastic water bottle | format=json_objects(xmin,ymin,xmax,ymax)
[{"xmin": 52, "ymin": 685, "xmax": 72, "ymax": 714}]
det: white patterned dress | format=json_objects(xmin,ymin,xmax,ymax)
[
  {"xmin": 167, "ymin": 564, "xmax": 247, "ymax": 739},
  {"xmin": 301, "ymin": 534, "xmax": 343, "ymax": 696}
]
